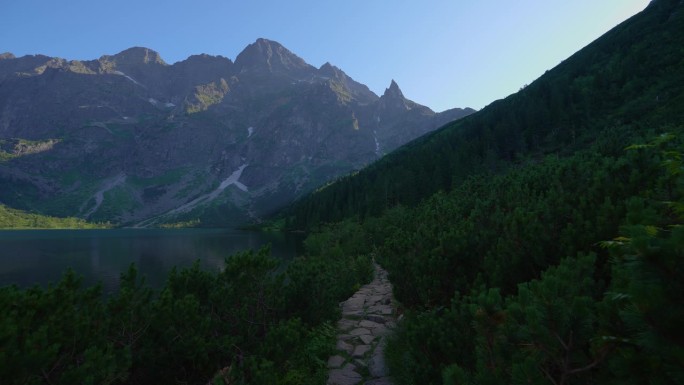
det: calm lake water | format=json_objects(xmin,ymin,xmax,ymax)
[{"xmin": 0, "ymin": 229, "xmax": 303, "ymax": 294}]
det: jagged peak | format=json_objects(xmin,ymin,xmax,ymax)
[
  {"xmin": 319, "ymin": 62, "xmax": 344, "ymax": 78},
  {"xmin": 234, "ymin": 38, "xmax": 313, "ymax": 74},
  {"xmin": 382, "ymin": 79, "xmax": 405, "ymax": 99},
  {"xmin": 179, "ymin": 53, "xmax": 233, "ymax": 66},
  {"xmin": 0, "ymin": 52, "xmax": 16, "ymax": 60},
  {"xmin": 319, "ymin": 61, "xmax": 337, "ymax": 71},
  {"xmin": 187, "ymin": 53, "xmax": 230, "ymax": 61}
]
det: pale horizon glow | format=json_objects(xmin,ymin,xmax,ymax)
[{"xmin": 0, "ymin": 0, "xmax": 651, "ymax": 111}]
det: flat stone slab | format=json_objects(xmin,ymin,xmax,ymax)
[
  {"xmin": 360, "ymin": 334, "xmax": 375, "ymax": 345},
  {"xmin": 369, "ymin": 350, "xmax": 388, "ymax": 377},
  {"xmin": 368, "ymin": 295, "xmax": 385, "ymax": 304},
  {"xmin": 352, "ymin": 344, "xmax": 371, "ymax": 358},
  {"xmin": 371, "ymin": 325, "xmax": 390, "ymax": 337},
  {"xmin": 365, "ymin": 315, "xmax": 386, "ymax": 324},
  {"xmin": 328, "ymin": 355, "xmax": 346, "ymax": 368},
  {"xmin": 359, "ymin": 320, "xmax": 382, "ymax": 329},
  {"xmin": 342, "ymin": 297, "xmax": 365, "ymax": 310},
  {"xmin": 328, "ymin": 367, "xmax": 362, "ymax": 385},
  {"xmin": 343, "ymin": 310, "xmax": 365, "ymax": 317},
  {"xmin": 367, "ymin": 305, "xmax": 392, "ymax": 315},
  {"xmin": 380, "ymin": 307, "xmax": 393, "ymax": 315},
  {"xmin": 364, "ymin": 378, "xmax": 393, "ymax": 385},
  {"xmin": 338, "ymin": 319, "xmax": 358, "ymax": 331},
  {"xmin": 337, "ymin": 340, "xmax": 353, "ymax": 354},
  {"xmin": 349, "ymin": 328, "xmax": 371, "ymax": 336}
]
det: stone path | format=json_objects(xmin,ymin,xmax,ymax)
[{"xmin": 327, "ymin": 263, "xmax": 396, "ymax": 385}]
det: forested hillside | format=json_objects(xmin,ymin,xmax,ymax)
[
  {"xmin": 284, "ymin": 1, "xmax": 684, "ymax": 384},
  {"xmin": 287, "ymin": 0, "xmax": 684, "ymax": 228}
]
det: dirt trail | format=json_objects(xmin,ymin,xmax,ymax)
[{"xmin": 327, "ymin": 263, "xmax": 396, "ymax": 385}]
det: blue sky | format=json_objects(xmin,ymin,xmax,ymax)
[{"xmin": 1, "ymin": 0, "xmax": 650, "ymax": 111}]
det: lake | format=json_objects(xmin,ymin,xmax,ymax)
[{"xmin": 0, "ymin": 228, "xmax": 303, "ymax": 294}]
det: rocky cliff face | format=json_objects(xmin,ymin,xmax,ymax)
[{"xmin": 0, "ymin": 39, "xmax": 474, "ymax": 226}]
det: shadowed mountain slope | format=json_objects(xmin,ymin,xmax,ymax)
[{"xmin": 286, "ymin": 0, "xmax": 684, "ymax": 228}]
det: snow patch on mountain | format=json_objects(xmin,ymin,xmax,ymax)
[
  {"xmin": 113, "ymin": 71, "xmax": 145, "ymax": 87},
  {"xmin": 165, "ymin": 164, "xmax": 249, "ymax": 216}
]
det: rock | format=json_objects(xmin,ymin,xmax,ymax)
[
  {"xmin": 360, "ymin": 334, "xmax": 375, "ymax": 345},
  {"xmin": 367, "ymin": 305, "xmax": 393, "ymax": 315},
  {"xmin": 342, "ymin": 297, "xmax": 365, "ymax": 311},
  {"xmin": 359, "ymin": 320, "xmax": 382, "ymax": 329},
  {"xmin": 366, "ymin": 315, "xmax": 386, "ymax": 324},
  {"xmin": 337, "ymin": 340, "xmax": 354, "ymax": 355},
  {"xmin": 328, "ymin": 355, "xmax": 346, "ymax": 368},
  {"xmin": 338, "ymin": 319, "xmax": 358, "ymax": 331},
  {"xmin": 343, "ymin": 310, "xmax": 365, "ymax": 317},
  {"xmin": 352, "ymin": 344, "xmax": 371, "ymax": 358},
  {"xmin": 354, "ymin": 358, "xmax": 367, "ymax": 368},
  {"xmin": 328, "ymin": 366, "xmax": 362, "ymax": 385},
  {"xmin": 328, "ymin": 263, "xmax": 397, "ymax": 385},
  {"xmin": 369, "ymin": 349, "xmax": 388, "ymax": 377},
  {"xmin": 372, "ymin": 325, "xmax": 390, "ymax": 337},
  {"xmin": 364, "ymin": 378, "xmax": 393, "ymax": 385},
  {"xmin": 380, "ymin": 307, "xmax": 393, "ymax": 315},
  {"xmin": 350, "ymin": 328, "xmax": 371, "ymax": 336}
]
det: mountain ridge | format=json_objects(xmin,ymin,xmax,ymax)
[{"xmin": 0, "ymin": 39, "xmax": 475, "ymax": 226}]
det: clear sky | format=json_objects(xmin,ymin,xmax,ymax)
[{"xmin": 1, "ymin": 0, "xmax": 650, "ymax": 112}]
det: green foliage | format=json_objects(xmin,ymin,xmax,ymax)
[
  {"xmin": 285, "ymin": 0, "xmax": 684, "ymax": 230},
  {"xmin": 281, "ymin": 3, "xmax": 684, "ymax": 383},
  {"xmin": 0, "ymin": 204, "xmax": 110, "ymax": 229},
  {"xmin": 451, "ymin": 254, "xmax": 603, "ymax": 385},
  {"xmin": 0, "ymin": 138, "xmax": 60, "ymax": 162},
  {"xmin": 286, "ymin": 220, "xmax": 374, "ymax": 325},
  {"xmin": 0, "ymin": 271, "xmax": 129, "ymax": 384},
  {"xmin": 158, "ymin": 218, "xmax": 201, "ymax": 228},
  {"xmin": 0, "ymin": 229, "xmax": 373, "ymax": 384},
  {"xmin": 359, "ymin": 135, "xmax": 683, "ymax": 385},
  {"xmin": 599, "ymin": 136, "xmax": 684, "ymax": 385}
]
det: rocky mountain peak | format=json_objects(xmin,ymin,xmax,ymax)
[
  {"xmin": 0, "ymin": 40, "xmax": 474, "ymax": 226},
  {"xmin": 185, "ymin": 53, "xmax": 232, "ymax": 64},
  {"xmin": 317, "ymin": 62, "xmax": 380, "ymax": 104},
  {"xmin": 101, "ymin": 47, "xmax": 167, "ymax": 67},
  {"xmin": 0, "ymin": 52, "xmax": 16, "ymax": 60},
  {"xmin": 319, "ymin": 62, "xmax": 340, "ymax": 77},
  {"xmin": 234, "ymin": 38, "xmax": 314, "ymax": 76},
  {"xmin": 377, "ymin": 79, "xmax": 419, "ymax": 113},
  {"xmin": 383, "ymin": 79, "xmax": 405, "ymax": 99}
]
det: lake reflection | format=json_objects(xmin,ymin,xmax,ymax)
[{"xmin": 0, "ymin": 229, "xmax": 302, "ymax": 294}]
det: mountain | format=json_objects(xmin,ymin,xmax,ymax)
[
  {"xmin": 0, "ymin": 39, "xmax": 474, "ymax": 226},
  {"xmin": 286, "ymin": 0, "xmax": 684, "ymax": 227}
]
